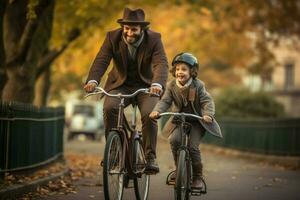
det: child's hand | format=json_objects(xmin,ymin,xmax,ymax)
[
  {"xmin": 149, "ymin": 111, "xmax": 160, "ymax": 119},
  {"xmin": 203, "ymin": 115, "xmax": 213, "ymax": 123}
]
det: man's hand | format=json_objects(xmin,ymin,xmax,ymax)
[
  {"xmin": 149, "ymin": 85, "xmax": 162, "ymax": 97},
  {"xmin": 84, "ymin": 82, "xmax": 97, "ymax": 93},
  {"xmin": 203, "ymin": 115, "xmax": 213, "ymax": 123},
  {"xmin": 149, "ymin": 111, "xmax": 160, "ymax": 119}
]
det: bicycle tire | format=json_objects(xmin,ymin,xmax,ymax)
[
  {"xmin": 175, "ymin": 150, "xmax": 191, "ymax": 200},
  {"xmin": 133, "ymin": 139, "xmax": 150, "ymax": 200},
  {"xmin": 103, "ymin": 131, "xmax": 124, "ymax": 200}
]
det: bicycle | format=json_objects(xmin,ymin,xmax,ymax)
[
  {"xmin": 85, "ymin": 87, "xmax": 151, "ymax": 200},
  {"xmin": 161, "ymin": 112, "xmax": 207, "ymax": 200}
]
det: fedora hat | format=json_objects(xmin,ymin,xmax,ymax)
[{"xmin": 117, "ymin": 8, "xmax": 150, "ymax": 25}]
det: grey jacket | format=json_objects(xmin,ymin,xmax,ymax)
[{"xmin": 153, "ymin": 79, "xmax": 222, "ymax": 138}]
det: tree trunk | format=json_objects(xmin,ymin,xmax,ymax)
[
  {"xmin": 34, "ymin": 66, "xmax": 50, "ymax": 106},
  {"xmin": 2, "ymin": 65, "xmax": 35, "ymax": 102},
  {"xmin": 33, "ymin": 28, "xmax": 81, "ymax": 106},
  {"xmin": 2, "ymin": 0, "xmax": 54, "ymax": 103},
  {"xmin": 0, "ymin": 0, "xmax": 7, "ymax": 98}
]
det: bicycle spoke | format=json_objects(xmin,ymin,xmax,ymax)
[
  {"xmin": 133, "ymin": 139, "xmax": 150, "ymax": 200},
  {"xmin": 175, "ymin": 151, "xmax": 190, "ymax": 200},
  {"xmin": 103, "ymin": 132, "xmax": 124, "ymax": 200}
]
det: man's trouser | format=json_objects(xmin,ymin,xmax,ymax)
[{"xmin": 103, "ymin": 85, "xmax": 159, "ymax": 160}]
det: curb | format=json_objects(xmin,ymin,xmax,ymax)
[
  {"xmin": 202, "ymin": 144, "xmax": 300, "ymax": 170},
  {"xmin": 0, "ymin": 168, "xmax": 70, "ymax": 200}
]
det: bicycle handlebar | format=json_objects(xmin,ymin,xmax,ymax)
[
  {"xmin": 84, "ymin": 87, "xmax": 150, "ymax": 99},
  {"xmin": 159, "ymin": 112, "xmax": 203, "ymax": 120}
]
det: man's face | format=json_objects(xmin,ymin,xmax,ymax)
[{"xmin": 123, "ymin": 24, "xmax": 142, "ymax": 44}]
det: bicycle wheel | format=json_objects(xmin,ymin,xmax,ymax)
[
  {"xmin": 175, "ymin": 150, "xmax": 191, "ymax": 200},
  {"xmin": 103, "ymin": 131, "xmax": 124, "ymax": 200},
  {"xmin": 133, "ymin": 139, "xmax": 150, "ymax": 200}
]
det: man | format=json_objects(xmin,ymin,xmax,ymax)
[{"xmin": 84, "ymin": 8, "xmax": 168, "ymax": 173}]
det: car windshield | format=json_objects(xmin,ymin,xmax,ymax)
[{"xmin": 73, "ymin": 105, "xmax": 94, "ymax": 117}]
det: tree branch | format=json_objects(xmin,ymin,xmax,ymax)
[
  {"xmin": 6, "ymin": 0, "xmax": 52, "ymax": 67},
  {"xmin": 35, "ymin": 28, "xmax": 81, "ymax": 80}
]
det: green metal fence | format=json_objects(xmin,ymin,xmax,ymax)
[
  {"xmin": 202, "ymin": 118, "xmax": 300, "ymax": 156},
  {"xmin": 0, "ymin": 101, "xmax": 65, "ymax": 174},
  {"xmin": 160, "ymin": 117, "xmax": 300, "ymax": 156}
]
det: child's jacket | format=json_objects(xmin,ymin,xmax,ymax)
[{"xmin": 153, "ymin": 78, "xmax": 222, "ymax": 138}]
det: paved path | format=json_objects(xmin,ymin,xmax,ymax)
[{"xmin": 44, "ymin": 136, "xmax": 300, "ymax": 200}]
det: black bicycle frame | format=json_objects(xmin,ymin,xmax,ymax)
[
  {"xmin": 111, "ymin": 97, "xmax": 139, "ymax": 176},
  {"xmin": 178, "ymin": 115, "xmax": 191, "ymax": 154}
]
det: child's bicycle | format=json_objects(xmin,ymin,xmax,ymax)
[
  {"xmin": 160, "ymin": 112, "xmax": 207, "ymax": 200},
  {"xmin": 85, "ymin": 87, "xmax": 151, "ymax": 200}
]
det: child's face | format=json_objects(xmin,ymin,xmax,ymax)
[{"xmin": 175, "ymin": 63, "xmax": 191, "ymax": 85}]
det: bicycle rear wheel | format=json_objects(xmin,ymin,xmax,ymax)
[
  {"xmin": 103, "ymin": 131, "xmax": 124, "ymax": 200},
  {"xmin": 133, "ymin": 139, "xmax": 150, "ymax": 200},
  {"xmin": 175, "ymin": 150, "xmax": 191, "ymax": 200}
]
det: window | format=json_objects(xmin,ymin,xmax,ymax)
[
  {"xmin": 73, "ymin": 105, "xmax": 95, "ymax": 117},
  {"xmin": 284, "ymin": 63, "xmax": 295, "ymax": 90}
]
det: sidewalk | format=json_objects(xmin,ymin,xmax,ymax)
[
  {"xmin": 0, "ymin": 161, "xmax": 71, "ymax": 200},
  {"xmin": 201, "ymin": 144, "xmax": 300, "ymax": 170},
  {"xmin": 1, "ymin": 142, "xmax": 299, "ymax": 199}
]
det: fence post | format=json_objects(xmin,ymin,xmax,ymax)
[
  {"xmin": 0, "ymin": 102, "xmax": 11, "ymax": 183},
  {"xmin": 0, "ymin": 101, "xmax": 65, "ymax": 175}
]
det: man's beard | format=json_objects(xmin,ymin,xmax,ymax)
[{"xmin": 123, "ymin": 32, "xmax": 142, "ymax": 44}]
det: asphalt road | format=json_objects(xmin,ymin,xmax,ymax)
[{"xmin": 44, "ymin": 135, "xmax": 300, "ymax": 200}]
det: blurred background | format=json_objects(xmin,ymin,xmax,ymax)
[
  {"xmin": 1, "ymin": 0, "xmax": 300, "ymax": 167},
  {"xmin": 2, "ymin": 0, "xmax": 300, "ymax": 116}
]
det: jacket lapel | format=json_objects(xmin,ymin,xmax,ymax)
[
  {"xmin": 120, "ymin": 39, "xmax": 128, "ymax": 73},
  {"xmin": 188, "ymin": 81, "xmax": 196, "ymax": 102},
  {"xmin": 137, "ymin": 35, "xmax": 147, "ymax": 72},
  {"xmin": 172, "ymin": 83, "xmax": 183, "ymax": 109}
]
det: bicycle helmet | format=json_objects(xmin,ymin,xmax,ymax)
[{"xmin": 171, "ymin": 52, "xmax": 199, "ymax": 69}]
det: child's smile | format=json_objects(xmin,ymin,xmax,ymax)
[{"xmin": 175, "ymin": 63, "xmax": 191, "ymax": 85}]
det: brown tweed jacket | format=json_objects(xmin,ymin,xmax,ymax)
[
  {"xmin": 153, "ymin": 79, "xmax": 223, "ymax": 138},
  {"xmin": 86, "ymin": 28, "xmax": 169, "ymax": 92}
]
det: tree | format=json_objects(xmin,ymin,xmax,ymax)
[
  {"xmin": 1, "ymin": 0, "xmax": 128, "ymax": 105},
  {"xmin": 204, "ymin": 0, "xmax": 300, "ymax": 85},
  {"xmin": 2, "ymin": 0, "xmax": 54, "ymax": 103},
  {"xmin": 33, "ymin": 28, "xmax": 80, "ymax": 106},
  {"xmin": 0, "ymin": 0, "xmax": 6, "ymax": 98}
]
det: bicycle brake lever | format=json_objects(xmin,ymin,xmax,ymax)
[
  {"xmin": 84, "ymin": 89, "xmax": 103, "ymax": 98},
  {"xmin": 150, "ymin": 93, "xmax": 160, "ymax": 97}
]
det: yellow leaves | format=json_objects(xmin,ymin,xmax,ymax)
[
  {"xmin": 3, "ymin": 162, "xmax": 66, "ymax": 186},
  {"xmin": 66, "ymin": 153, "xmax": 102, "ymax": 179},
  {"xmin": 50, "ymin": 1, "xmax": 258, "ymax": 97},
  {"xmin": 14, "ymin": 153, "xmax": 101, "ymax": 199},
  {"xmin": 27, "ymin": 0, "xmax": 39, "ymax": 20},
  {"xmin": 200, "ymin": 7, "xmax": 212, "ymax": 16}
]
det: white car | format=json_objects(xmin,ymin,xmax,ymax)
[{"xmin": 65, "ymin": 100, "xmax": 104, "ymax": 140}]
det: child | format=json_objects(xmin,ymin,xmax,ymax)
[{"xmin": 149, "ymin": 52, "xmax": 222, "ymax": 189}]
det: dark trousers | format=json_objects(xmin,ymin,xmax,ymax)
[
  {"xmin": 103, "ymin": 85, "xmax": 159, "ymax": 159},
  {"xmin": 169, "ymin": 121, "xmax": 205, "ymax": 176}
]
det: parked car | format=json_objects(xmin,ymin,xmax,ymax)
[{"xmin": 65, "ymin": 100, "xmax": 104, "ymax": 140}]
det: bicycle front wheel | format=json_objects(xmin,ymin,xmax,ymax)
[
  {"xmin": 103, "ymin": 131, "xmax": 124, "ymax": 200},
  {"xmin": 133, "ymin": 139, "xmax": 150, "ymax": 200},
  {"xmin": 175, "ymin": 150, "xmax": 191, "ymax": 200}
]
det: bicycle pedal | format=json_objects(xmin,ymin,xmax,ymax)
[
  {"xmin": 124, "ymin": 179, "xmax": 134, "ymax": 188},
  {"xmin": 144, "ymin": 167, "xmax": 159, "ymax": 175},
  {"xmin": 166, "ymin": 180, "xmax": 175, "ymax": 186},
  {"xmin": 190, "ymin": 188, "xmax": 206, "ymax": 196},
  {"xmin": 191, "ymin": 192, "xmax": 201, "ymax": 196}
]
